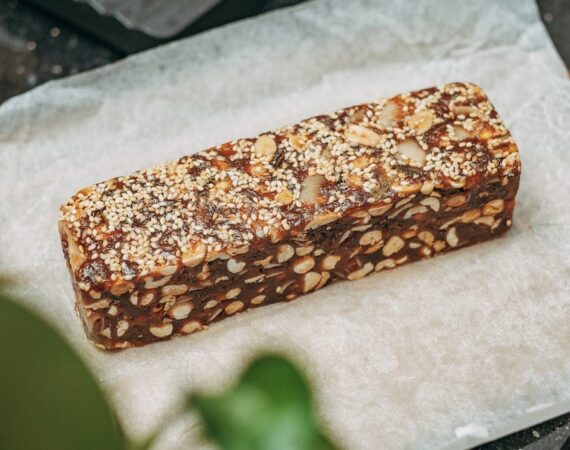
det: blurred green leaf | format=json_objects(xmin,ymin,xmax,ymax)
[
  {"xmin": 0, "ymin": 291, "xmax": 127, "ymax": 450},
  {"xmin": 189, "ymin": 355, "xmax": 338, "ymax": 450}
]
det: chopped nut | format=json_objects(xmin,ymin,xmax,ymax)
[
  {"xmin": 453, "ymin": 125, "xmax": 471, "ymax": 140},
  {"xmin": 383, "ymin": 236, "xmax": 405, "ymax": 256},
  {"xmin": 299, "ymin": 174, "xmax": 325, "ymax": 204},
  {"xmin": 460, "ymin": 209, "xmax": 481, "ymax": 223},
  {"xmin": 375, "ymin": 258, "xmax": 396, "ymax": 272},
  {"xmin": 129, "ymin": 292, "xmax": 139, "ymax": 306},
  {"xmin": 204, "ymin": 300, "xmax": 219, "ymax": 309},
  {"xmin": 276, "ymin": 244, "xmax": 295, "ymax": 263},
  {"xmin": 359, "ymin": 230, "xmax": 383, "ymax": 246},
  {"xmin": 347, "ymin": 262, "xmax": 374, "ymax": 280},
  {"xmin": 225, "ymin": 301, "xmax": 244, "ymax": 315},
  {"xmin": 420, "ymin": 197, "xmax": 440, "ymax": 212},
  {"xmin": 144, "ymin": 275, "xmax": 172, "ymax": 289},
  {"xmin": 227, "ymin": 258, "xmax": 246, "ymax": 273},
  {"xmin": 418, "ymin": 231, "xmax": 435, "ymax": 245},
  {"xmin": 403, "ymin": 206, "xmax": 428, "ymax": 220},
  {"xmin": 254, "ymin": 135, "xmax": 277, "ymax": 159},
  {"xmin": 376, "ymin": 101, "xmax": 399, "ymax": 127},
  {"xmin": 116, "ymin": 320, "xmax": 129, "ymax": 337},
  {"xmin": 406, "ymin": 110, "xmax": 434, "ymax": 134},
  {"xmin": 354, "ymin": 155, "xmax": 370, "ymax": 168},
  {"xmin": 293, "ymin": 256, "xmax": 315, "ymax": 274},
  {"xmin": 245, "ymin": 274, "xmax": 265, "ymax": 283},
  {"xmin": 303, "ymin": 272, "xmax": 322, "ymax": 292},
  {"xmin": 181, "ymin": 321, "xmax": 204, "ymax": 335},
  {"xmin": 316, "ymin": 271, "xmax": 330, "ymax": 290},
  {"xmin": 369, "ymin": 204, "xmax": 392, "ymax": 216},
  {"xmin": 401, "ymin": 229, "xmax": 417, "ymax": 239},
  {"xmin": 420, "ymin": 246, "xmax": 432, "ymax": 257},
  {"xmin": 110, "ymin": 280, "xmax": 134, "ymax": 296},
  {"xmin": 228, "ymin": 245, "xmax": 249, "ymax": 256},
  {"xmin": 169, "ymin": 301, "xmax": 193, "ymax": 320},
  {"xmin": 159, "ymin": 265, "xmax": 178, "ymax": 276},
  {"xmin": 483, "ymin": 199, "xmax": 504, "ymax": 216},
  {"xmin": 345, "ymin": 124, "xmax": 382, "ymax": 147},
  {"xmin": 149, "ymin": 322, "xmax": 173, "ymax": 338},
  {"xmin": 352, "ymin": 224, "xmax": 372, "ymax": 232},
  {"xmin": 409, "ymin": 242, "xmax": 421, "ymax": 249},
  {"xmin": 445, "ymin": 194, "xmax": 467, "ymax": 208},
  {"xmin": 446, "ymin": 227, "xmax": 459, "ymax": 247},
  {"xmin": 474, "ymin": 216, "xmax": 494, "ymax": 227},
  {"xmin": 140, "ymin": 292, "xmax": 154, "ymax": 306},
  {"xmin": 275, "ymin": 189, "xmax": 294, "ymax": 205},
  {"xmin": 107, "ymin": 305, "xmax": 118, "ymax": 316},
  {"xmin": 433, "ymin": 240, "xmax": 446, "ymax": 252},
  {"xmin": 391, "ymin": 182, "xmax": 421, "ymax": 194},
  {"xmin": 338, "ymin": 229, "xmax": 352, "ymax": 244},
  {"xmin": 296, "ymin": 245, "xmax": 314, "ymax": 256},
  {"xmin": 321, "ymin": 255, "xmax": 341, "ymax": 270},
  {"xmin": 162, "ymin": 284, "xmax": 188, "ymax": 296},
  {"xmin": 85, "ymin": 298, "xmax": 110, "ymax": 310},
  {"xmin": 289, "ymin": 135, "xmax": 306, "ymax": 151},
  {"xmin": 420, "ymin": 181, "xmax": 434, "ymax": 195},
  {"xmin": 305, "ymin": 212, "xmax": 340, "ymax": 230},
  {"xmin": 251, "ymin": 295, "xmax": 266, "ymax": 305},
  {"xmin": 397, "ymin": 139, "xmax": 427, "ymax": 167},
  {"xmin": 225, "ymin": 288, "xmax": 241, "ymax": 299}
]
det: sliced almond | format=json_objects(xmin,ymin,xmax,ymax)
[
  {"xmin": 276, "ymin": 244, "xmax": 295, "ymax": 263},
  {"xmin": 321, "ymin": 255, "xmax": 341, "ymax": 271},
  {"xmin": 359, "ymin": 230, "xmax": 383, "ymax": 246},
  {"xmin": 162, "ymin": 284, "xmax": 188, "ymax": 296},
  {"xmin": 182, "ymin": 242, "xmax": 206, "ymax": 267},
  {"xmin": 376, "ymin": 101, "xmax": 399, "ymax": 128},
  {"xmin": 445, "ymin": 194, "xmax": 467, "ymax": 208},
  {"xmin": 293, "ymin": 256, "xmax": 315, "ymax": 274},
  {"xmin": 397, "ymin": 139, "xmax": 426, "ymax": 167},
  {"xmin": 303, "ymin": 272, "xmax": 322, "ymax": 293},
  {"xmin": 305, "ymin": 212, "xmax": 340, "ymax": 231},
  {"xmin": 299, "ymin": 175, "xmax": 325, "ymax": 204},
  {"xmin": 225, "ymin": 301, "xmax": 244, "ymax": 315},
  {"xmin": 345, "ymin": 124, "xmax": 382, "ymax": 147},
  {"xmin": 149, "ymin": 323, "xmax": 173, "ymax": 338},
  {"xmin": 382, "ymin": 236, "xmax": 405, "ymax": 257},
  {"xmin": 369, "ymin": 204, "xmax": 393, "ymax": 216},
  {"xmin": 227, "ymin": 258, "xmax": 246, "ymax": 274},
  {"xmin": 347, "ymin": 262, "xmax": 374, "ymax": 280},
  {"xmin": 375, "ymin": 258, "xmax": 396, "ymax": 272},
  {"xmin": 420, "ymin": 197, "xmax": 440, "ymax": 212},
  {"xmin": 169, "ymin": 302, "xmax": 193, "ymax": 320},
  {"xmin": 289, "ymin": 134, "xmax": 306, "ymax": 151},
  {"xmin": 403, "ymin": 206, "xmax": 428, "ymax": 220},
  {"xmin": 181, "ymin": 321, "xmax": 204, "ymax": 335},
  {"xmin": 251, "ymin": 295, "xmax": 266, "ymax": 305},
  {"xmin": 483, "ymin": 199, "xmax": 504, "ymax": 216},
  {"xmin": 406, "ymin": 110, "xmax": 434, "ymax": 134},
  {"xmin": 254, "ymin": 135, "xmax": 277, "ymax": 159},
  {"xmin": 446, "ymin": 227, "xmax": 459, "ymax": 247}
]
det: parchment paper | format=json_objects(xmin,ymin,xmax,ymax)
[{"xmin": 1, "ymin": 0, "xmax": 570, "ymax": 449}]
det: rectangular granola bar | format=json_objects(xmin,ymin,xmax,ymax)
[{"xmin": 59, "ymin": 82, "xmax": 521, "ymax": 349}]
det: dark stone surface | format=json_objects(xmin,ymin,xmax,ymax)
[
  {"xmin": 0, "ymin": 0, "xmax": 569, "ymax": 448},
  {"xmin": 0, "ymin": 0, "xmax": 120, "ymax": 103}
]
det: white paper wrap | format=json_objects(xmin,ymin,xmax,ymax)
[{"xmin": 1, "ymin": 0, "xmax": 570, "ymax": 449}]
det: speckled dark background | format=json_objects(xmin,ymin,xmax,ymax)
[{"xmin": 0, "ymin": 0, "xmax": 569, "ymax": 448}]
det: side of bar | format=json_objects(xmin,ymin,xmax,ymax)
[{"xmin": 59, "ymin": 82, "xmax": 521, "ymax": 349}]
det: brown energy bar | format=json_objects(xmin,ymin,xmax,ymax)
[{"xmin": 59, "ymin": 82, "xmax": 521, "ymax": 349}]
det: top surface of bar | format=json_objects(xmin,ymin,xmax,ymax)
[{"xmin": 59, "ymin": 82, "xmax": 520, "ymax": 286}]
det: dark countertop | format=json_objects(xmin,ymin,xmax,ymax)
[{"xmin": 0, "ymin": 1, "xmax": 569, "ymax": 449}]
